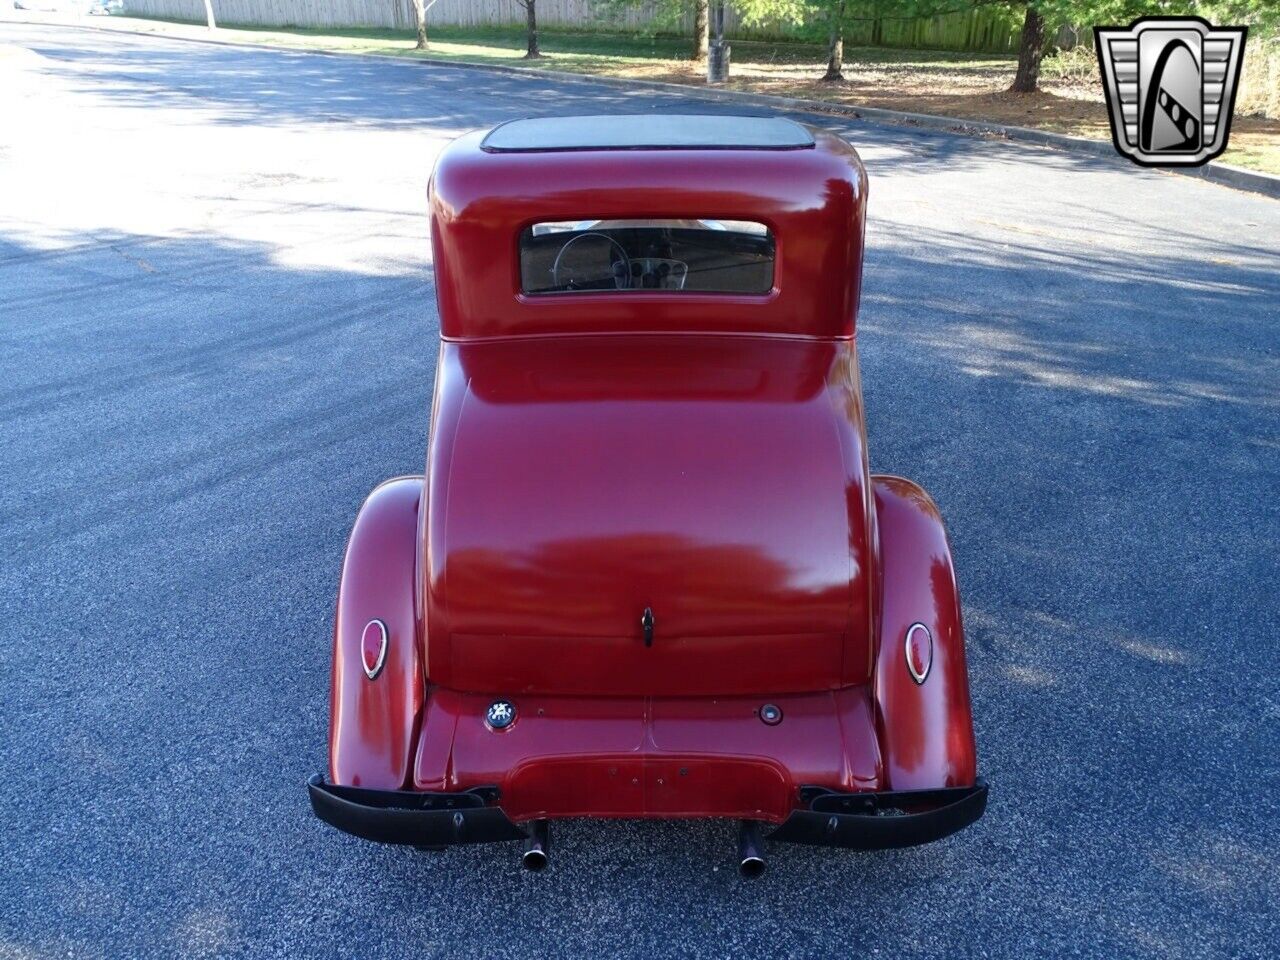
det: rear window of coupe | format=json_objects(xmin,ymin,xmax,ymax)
[{"xmin": 520, "ymin": 219, "xmax": 775, "ymax": 295}]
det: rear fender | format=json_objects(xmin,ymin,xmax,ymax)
[
  {"xmin": 329, "ymin": 477, "xmax": 425, "ymax": 790},
  {"xmin": 872, "ymin": 476, "xmax": 977, "ymax": 791}
]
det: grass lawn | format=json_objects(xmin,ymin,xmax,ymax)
[{"xmin": 31, "ymin": 13, "xmax": 1280, "ymax": 175}]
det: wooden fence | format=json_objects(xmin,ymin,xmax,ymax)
[{"xmin": 118, "ymin": 0, "xmax": 1023, "ymax": 53}]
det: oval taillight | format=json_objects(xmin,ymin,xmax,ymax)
[
  {"xmin": 905, "ymin": 623, "xmax": 932, "ymax": 684},
  {"xmin": 361, "ymin": 619, "xmax": 388, "ymax": 680}
]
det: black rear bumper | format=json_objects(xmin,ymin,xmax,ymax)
[
  {"xmin": 768, "ymin": 779, "xmax": 988, "ymax": 849},
  {"xmin": 308, "ymin": 774, "xmax": 986, "ymax": 851},
  {"xmin": 307, "ymin": 774, "xmax": 528, "ymax": 847}
]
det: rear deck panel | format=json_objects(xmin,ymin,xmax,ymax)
[{"xmin": 414, "ymin": 686, "xmax": 884, "ymax": 822}]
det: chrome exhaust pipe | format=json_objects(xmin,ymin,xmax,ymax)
[
  {"xmin": 737, "ymin": 821, "xmax": 766, "ymax": 878},
  {"xmin": 522, "ymin": 819, "xmax": 550, "ymax": 871}
]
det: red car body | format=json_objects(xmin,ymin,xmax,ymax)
[{"xmin": 308, "ymin": 116, "xmax": 985, "ymax": 872}]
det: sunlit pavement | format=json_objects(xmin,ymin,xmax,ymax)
[{"xmin": 1, "ymin": 21, "xmax": 1278, "ymax": 959}]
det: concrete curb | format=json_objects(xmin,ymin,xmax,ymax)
[{"xmin": 7, "ymin": 15, "xmax": 1278, "ymax": 199}]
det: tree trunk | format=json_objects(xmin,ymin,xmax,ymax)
[
  {"xmin": 706, "ymin": 0, "xmax": 728, "ymax": 82},
  {"xmin": 523, "ymin": 0, "xmax": 542, "ymax": 59},
  {"xmin": 413, "ymin": 0, "xmax": 428, "ymax": 50},
  {"xmin": 1009, "ymin": 4, "xmax": 1045, "ymax": 93},
  {"xmin": 692, "ymin": 0, "xmax": 709, "ymax": 62},
  {"xmin": 822, "ymin": 3, "xmax": 845, "ymax": 82},
  {"xmin": 202, "ymin": 0, "xmax": 216, "ymax": 30}
]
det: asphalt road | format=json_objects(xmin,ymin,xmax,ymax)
[{"xmin": 2, "ymin": 21, "xmax": 1278, "ymax": 960}]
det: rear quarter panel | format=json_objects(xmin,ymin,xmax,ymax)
[
  {"xmin": 872, "ymin": 476, "xmax": 978, "ymax": 790},
  {"xmin": 328, "ymin": 477, "xmax": 424, "ymax": 790}
]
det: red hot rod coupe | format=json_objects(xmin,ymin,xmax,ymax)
[{"xmin": 307, "ymin": 115, "xmax": 986, "ymax": 874}]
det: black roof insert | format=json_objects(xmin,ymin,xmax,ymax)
[{"xmin": 482, "ymin": 115, "xmax": 816, "ymax": 153}]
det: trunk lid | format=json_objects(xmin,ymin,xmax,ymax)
[{"xmin": 424, "ymin": 335, "xmax": 873, "ymax": 696}]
